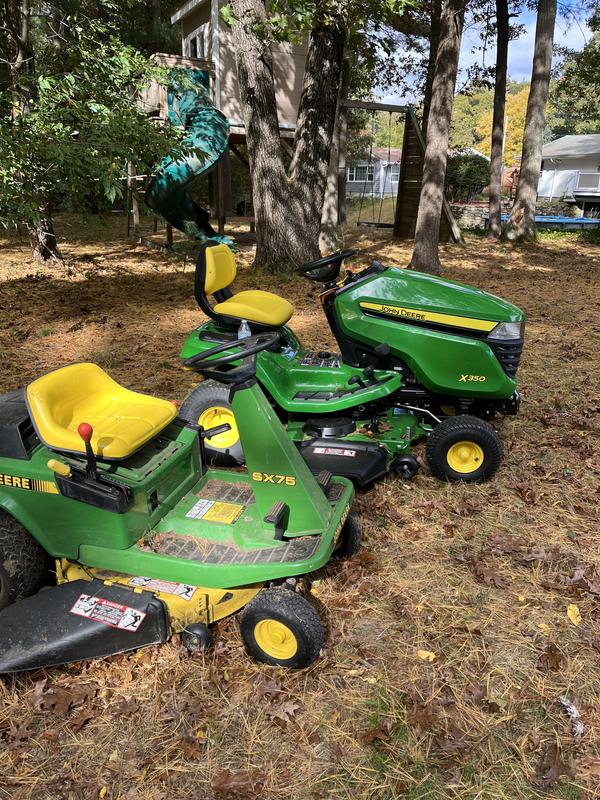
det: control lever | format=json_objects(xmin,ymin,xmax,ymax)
[
  {"xmin": 77, "ymin": 422, "xmax": 98, "ymax": 481},
  {"xmin": 348, "ymin": 374, "xmax": 367, "ymax": 390},
  {"xmin": 201, "ymin": 422, "xmax": 231, "ymax": 439}
]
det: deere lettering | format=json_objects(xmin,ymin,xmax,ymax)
[
  {"xmin": 380, "ymin": 305, "xmax": 426, "ymax": 321},
  {"xmin": 0, "ymin": 472, "xmax": 57, "ymax": 494},
  {"xmin": 0, "ymin": 473, "xmax": 31, "ymax": 489}
]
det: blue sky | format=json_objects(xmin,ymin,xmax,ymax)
[{"xmin": 378, "ymin": 5, "xmax": 593, "ymax": 103}]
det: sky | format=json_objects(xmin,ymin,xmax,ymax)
[{"xmin": 378, "ymin": 5, "xmax": 593, "ymax": 103}]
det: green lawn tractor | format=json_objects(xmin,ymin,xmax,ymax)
[
  {"xmin": 179, "ymin": 244, "xmax": 526, "ymax": 485},
  {"xmin": 0, "ymin": 333, "xmax": 358, "ymax": 673}
]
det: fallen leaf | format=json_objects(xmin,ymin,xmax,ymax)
[
  {"xmin": 528, "ymin": 729, "xmax": 541, "ymax": 751},
  {"xmin": 70, "ymin": 709, "xmax": 94, "ymax": 733},
  {"xmin": 178, "ymin": 734, "xmax": 205, "ymax": 760},
  {"xmin": 408, "ymin": 700, "xmax": 437, "ymax": 731},
  {"xmin": 537, "ymin": 642, "xmax": 563, "ymax": 672},
  {"xmin": 210, "ymin": 769, "xmax": 263, "ymax": 798},
  {"xmin": 362, "ymin": 719, "xmax": 394, "ymax": 748},
  {"xmin": 534, "ymin": 743, "xmax": 573, "ymax": 790},
  {"xmin": 567, "ymin": 604, "xmax": 581, "ymax": 626},
  {"xmin": 471, "ymin": 557, "xmax": 509, "ymax": 589},
  {"xmin": 417, "ymin": 649, "xmax": 437, "ymax": 662},
  {"xmin": 537, "ymin": 623, "xmax": 551, "ymax": 637},
  {"xmin": 267, "ymin": 700, "xmax": 300, "ymax": 726}
]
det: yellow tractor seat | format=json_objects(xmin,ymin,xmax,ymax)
[
  {"xmin": 195, "ymin": 242, "xmax": 294, "ymax": 328},
  {"xmin": 213, "ymin": 290, "xmax": 293, "ymax": 327},
  {"xmin": 26, "ymin": 363, "xmax": 177, "ymax": 460}
]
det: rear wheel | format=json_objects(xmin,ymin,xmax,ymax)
[
  {"xmin": 0, "ymin": 511, "xmax": 52, "ymax": 611},
  {"xmin": 179, "ymin": 380, "xmax": 244, "ymax": 467},
  {"xmin": 240, "ymin": 588, "xmax": 324, "ymax": 668},
  {"xmin": 426, "ymin": 415, "xmax": 503, "ymax": 482}
]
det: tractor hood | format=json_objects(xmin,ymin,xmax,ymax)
[{"xmin": 365, "ymin": 268, "xmax": 525, "ymax": 324}]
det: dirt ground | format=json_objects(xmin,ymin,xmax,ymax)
[{"xmin": 0, "ymin": 216, "xmax": 599, "ymax": 800}]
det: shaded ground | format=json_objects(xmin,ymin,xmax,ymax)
[{"xmin": 0, "ymin": 216, "xmax": 599, "ymax": 800}]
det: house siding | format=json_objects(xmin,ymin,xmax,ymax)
[{"xmin": 538, "ymin": 155, "xmax": 600, "ymax": 198}]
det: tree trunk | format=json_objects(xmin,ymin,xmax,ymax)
[
  {"xmin": 152, "ymin": 0, "xmax": 162, "ymax": 49},
  {"xmin": 410, "ymin": 0, "xmax": 465, "ymax": 275},
  {"xmin": 422, "ymin": 0, "xmax": 442, "ymax": 136},
  {"xmin": 6, "ymin": 0, "xmax": 33, "ymax": 113},
  {"xmin": 502, "ymin": 0, "xmax": 557, "ymax": 242},
  {"xmin": 320, "ymin": 56, "xmax": 349, "ymax": 250},
  {"xmin": 27, "ymin": 210, "xmax": 62, "ymax": 263},
  {"xmin": 337, "ymin": 100, "xmax": 348, "ymax": 224},
  {"xmin": 487, "ymin": 0, "xmax": 509, "ymax": 239},
  {"xmin": 230, "ymin": 0, "xmax": 345, "ymax": 271},
  {"xmin": 289, "ymin": 16, "xmax": 346, "ymax": 258}
]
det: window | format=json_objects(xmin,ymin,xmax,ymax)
[
  {"xmin": 390, "ymin": 164, "xmax": 400, "ymax": 182},
  {"xmin": 186, "ymin": 23, "xmax": 209, "ymax": 59},
  {"xmin": 347, "ymin": 164, "xmax": 374, "ymax": 182}
]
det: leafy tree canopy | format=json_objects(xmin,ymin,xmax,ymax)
[
  {"xmin": 549, "ymin": 10, "xmax": 600, "ymax": 135},
  {"xmin": 0, "ymin": 4, "xmax": 183, "ymax": 234}
]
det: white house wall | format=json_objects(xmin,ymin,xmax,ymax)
[{"xmin": 538, "ymin": 155, "xmax": 600, "ymax": 198}]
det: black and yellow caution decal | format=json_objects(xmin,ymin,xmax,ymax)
[
  {"xmin": 359, "ymin": 302, "xmax": 497, "ymax": 333},
  {"xmin": 0, "ymin": 472, "xmax": 58, "ymax": 494}
]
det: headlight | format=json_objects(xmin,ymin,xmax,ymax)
[{"xmin": 487, "ymin": 321, "xmax": 525, "ymax": 341}]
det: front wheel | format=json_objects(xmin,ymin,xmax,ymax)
[
  {"xmin": 240, "ymin": 588, "xmax": 325, "ymax": 668},
  {"xmin": 425, "ymin": 415, "xmax": 503, "ymax": 482},
  {"xmin": 335, "ymin": 512, "xmax": 362, "ymax": 557},
  {"xmin": 179, "ymin": 380, "xmax": 244, "ymax": 467}
]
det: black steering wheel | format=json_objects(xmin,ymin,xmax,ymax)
[
  {"xmin": 183, "ymin": 332, "xmax": 279, "ymax": 384},
  {"xmin": 294, "ymin": 249, "xmax": 357, "ymax": 283}
]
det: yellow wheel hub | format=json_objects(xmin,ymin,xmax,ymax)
[
  {"xmin": 446, "ymin": 441, "xmax": 484, "ymax": 474},
  {"xmin": 198, "ymin": 406, "xmax": 239, "ymax": 449},
  {"xmin": 254, "ymin": 619, "xmax": 298, "ymax": 660}
]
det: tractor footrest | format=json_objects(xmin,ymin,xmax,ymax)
[{"xmin": 145, "ymin": 532, "xmax": 321, "ymax": 565}]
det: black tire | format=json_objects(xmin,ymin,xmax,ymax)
[
  {"xmin": 426, "ymin": 415, "xmax": 503, "ymax": 483},
  {"xmin": 335, "ymin": 512, "xmax": 362, "ymax": 557},
  {"xmin": 240, "ymin": 587, "xmax": 325, "ymax": 669},
  {"xmin": 392, "ymin": 454, "xmax": 420, "ymax": 481},
  {"xmin": 179, "ymin": 380, "xmax": 244, "ymax": 467},
  {"xmin": 0, "ymin": 511, "xmax": 52, "ymax": 611},
  {"xmin": 182, "ymin": 623, "xmax": 214, "ymax": 652}
]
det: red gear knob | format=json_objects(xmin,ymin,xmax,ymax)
[{"xmin": 77, "ymin": 422, "xmax": 94, "ymax": 443}]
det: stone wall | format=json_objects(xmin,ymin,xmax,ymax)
[{"xmin": 450, "ymin": 205, "xmax": 487, "ymax": 229}]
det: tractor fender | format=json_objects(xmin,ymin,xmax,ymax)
[{"xmin": 0, "ymin": 497, "xmax": 53, "ymax": 556}]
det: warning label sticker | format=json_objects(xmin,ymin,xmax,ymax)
[
  {"xmin": 186, "ymin": 498, "xmax": 244, "ymax": 525},
  {"xmin": 128, "ymin": 576, "xmax": 197, "ymax": 601},
  {"xmin": 70, "ymin": 594, "xmax": 146, "ymax": 632},
  {"xmin": 312, "ymin": 447, "xmax": 357, "ymax": 458}
]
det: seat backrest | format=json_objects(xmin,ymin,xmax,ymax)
[{"xmin": 203, "ymin": 243, "xmax": 237, "ymax": 295}]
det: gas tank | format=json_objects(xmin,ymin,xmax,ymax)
[{"xmin": 332, "ymin": 267, "xmax": 525, "ymax": 398}]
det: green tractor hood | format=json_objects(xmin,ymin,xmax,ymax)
[{"xmin": 360, "ymin": 268, "xmax": 524, "ymax": 324}]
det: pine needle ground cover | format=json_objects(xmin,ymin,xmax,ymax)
[{"xmin": 0, "ymin": 217, "xmax": 598, "ymax": 800}]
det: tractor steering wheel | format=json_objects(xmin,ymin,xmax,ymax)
[
  {"xmin": 183, "ymin": 332, "xmax": 279, "ymax": 384},
  {"xmin": 294, "ymin": 249, "xmax": 357, "ymax": 283}
]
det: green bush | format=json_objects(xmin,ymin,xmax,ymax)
[{"xmin": 445, "ymin": 152, "xmax": 491, "ymax": 203}]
